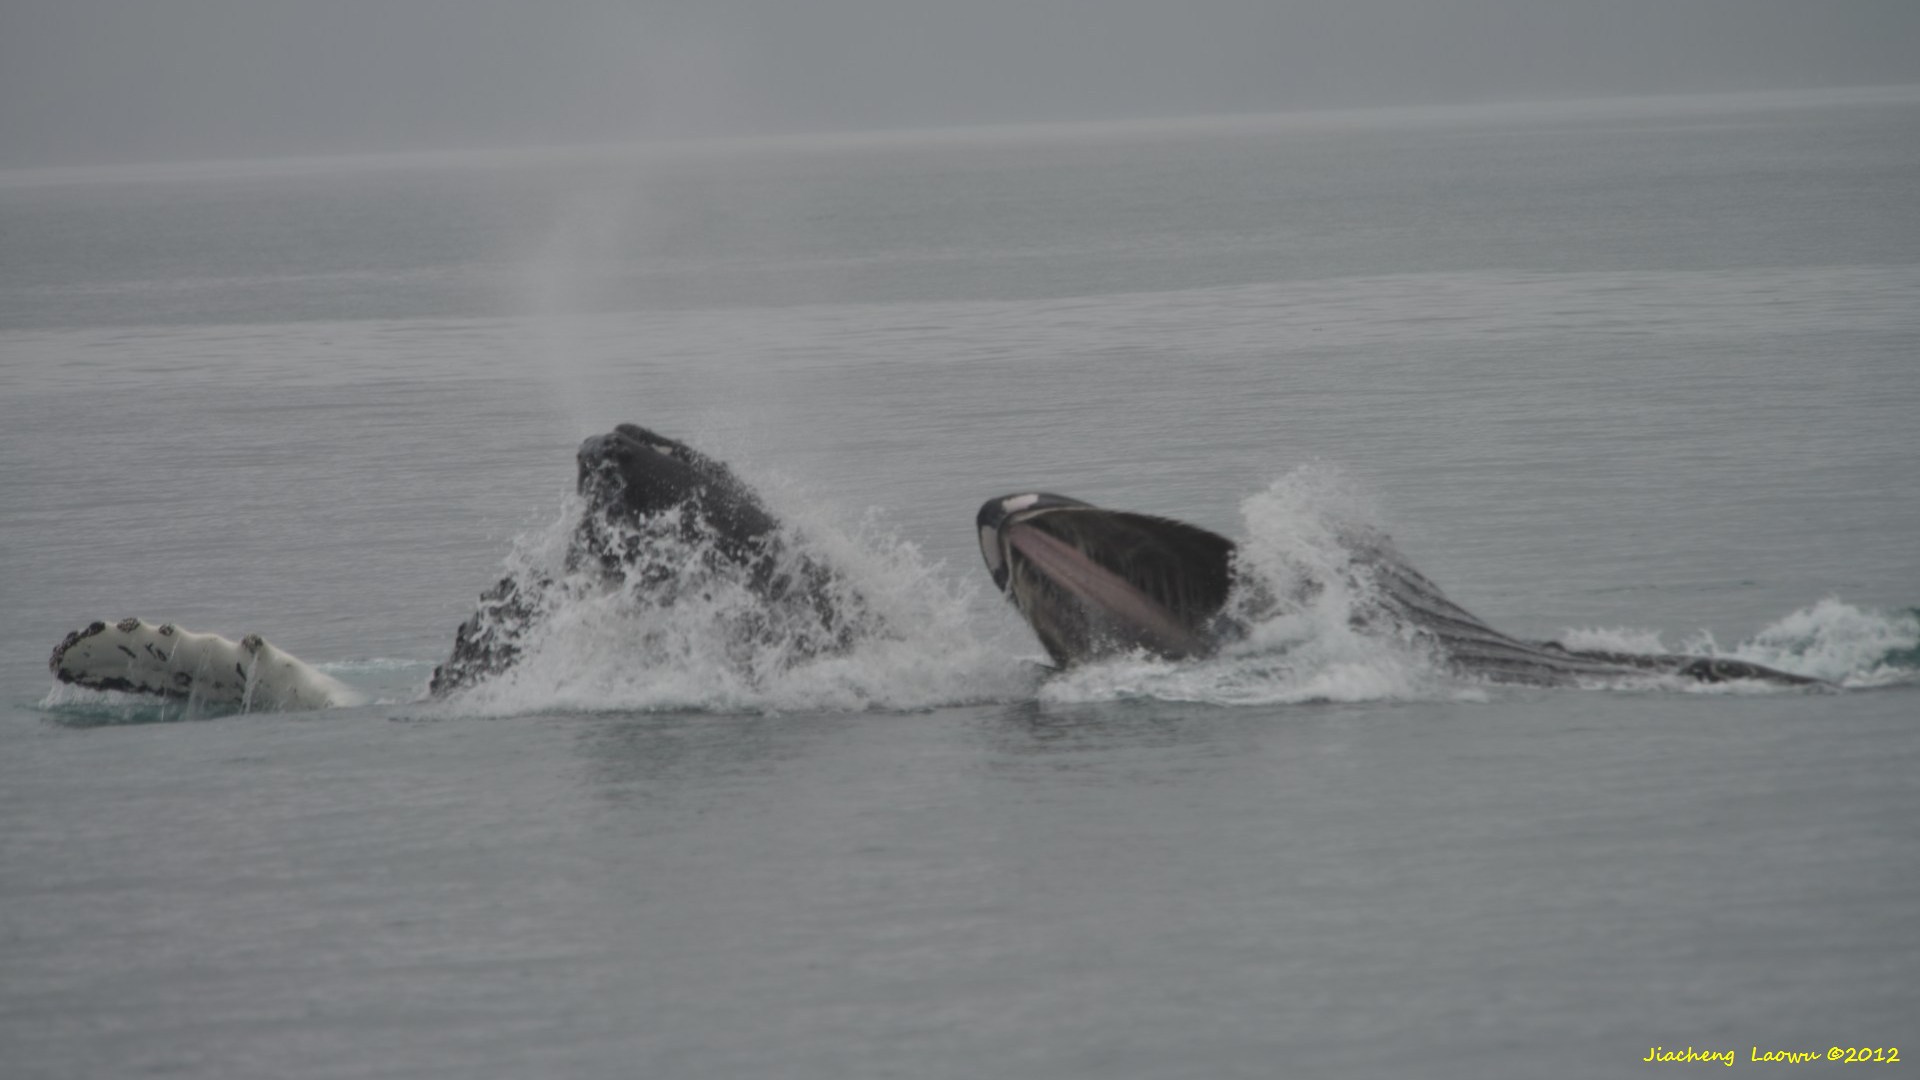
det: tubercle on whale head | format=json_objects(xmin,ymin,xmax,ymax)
[
  {"xmin": 975, "ymin": 492, "xmax": 1095, "ymax": 593},
  {"xmin": 575, "ymin": 425, "xmax": 703, "ymax": 518},
  {"xmin": 49, "ymin": 620, "xmax": 108, "ymax": 676},
  {"xmin": 569, "ymin": 425, "xmax": 793, "ymax": 591}
]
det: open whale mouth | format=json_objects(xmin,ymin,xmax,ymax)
[{"xmin": 976, "ymin": 493, "xmax": 1238, "ymax": 667}]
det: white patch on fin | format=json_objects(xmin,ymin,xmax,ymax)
[
  {"xmin": 1003, "ymin": 493, "xmax": 1041, "ymax": 513},
  {"xmin": 48, "ymin": 618, "xmax": 362, "ymax": 712}
]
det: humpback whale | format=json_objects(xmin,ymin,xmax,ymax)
[
  {"xmin": 49, "ymin": 424, "xmax": 865, "ymax": 710},
  {"xmin": 44, "ymin": 429, "xmax": 1828, "ymax": 710},
  {"xmin": 975, "ymin": 492, "xmax": 1825, "ymax": 687},
  {"xmin": 428, "ymin": 423, "xmax": 861, "ymax": 696}
]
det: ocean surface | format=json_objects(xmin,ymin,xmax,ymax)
[{"xmin": 3, "ymin": 87, "xmax": 1917, "ymax": 1077}]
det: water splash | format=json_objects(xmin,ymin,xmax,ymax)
[
  {"xmin": 450, "ymin": 466, "xmax": 1462, "ymax": 713},
  {"xmin": 34, "ymin": 681, "xmax": 205, "ymax": 726},
  {"xmin": 1041, "ymin": 467, "xmax": 1469, "ymax": 706},
  {"xmin": 1035, "ymin": 467, "xmax": 1917, "ymax": 704},
  {"xmin": 35, "ymin": 465, "xmax": 1910, "ymax": 720},
  {"xmin": 1559, "ymin": 599, "xmax": 1920, "ymax": 690},
  {"xmin": 442, "ymin": 489, "xmax": 1036, "ymax": 716}
]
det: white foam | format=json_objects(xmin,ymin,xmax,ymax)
[
  {"xmin": 1557, "ymin": 599, "xmax": 1918, "ymax": 690},
  {"xmin": 1555, "ymin": 625, "xmax": 1672, "ymax": 656},
  {"xmin": 1736, "ymin": 599, "xmax": 1919, "ymax": 687},
  {"xmin": 1031, "ymin": 469, "xmax": 1920, "ymax": 705},
  {"xmin": 442, "ymin": 491, "xmax": 1036, "ymax": 716}
]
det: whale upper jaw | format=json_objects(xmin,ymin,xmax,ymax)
[{"xmin": 975, "ymin": 492, "xmax": 1095, "ymax": 593}]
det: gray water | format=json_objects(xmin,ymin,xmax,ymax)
[{"xmin": 3, "ymin": 87, "xmax": 1918, "ymax": 1078}]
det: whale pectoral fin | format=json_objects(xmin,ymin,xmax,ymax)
[{"xmin": 49, "ymin": 618, "xmax": 357, "ymax": 711}]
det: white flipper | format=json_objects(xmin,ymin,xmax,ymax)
[{"xmin": 49, "ymin": 618, "xmax": 361, "ymax": 711}]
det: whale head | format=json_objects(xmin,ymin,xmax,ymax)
[{"xmin": 976, "ymin": 492, "xmax": 1237, "ymax": 667}]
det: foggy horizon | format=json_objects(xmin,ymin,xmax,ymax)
[{"xmin": 4, "ymin": 0, "xmax": 1919, "ymax": 170}]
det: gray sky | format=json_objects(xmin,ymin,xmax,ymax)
[{"xmin": 3, "ymin": 0, "xmax": 1917, "ymax": 168}]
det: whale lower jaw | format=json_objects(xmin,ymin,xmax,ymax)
[{"xmin": 49, "ymin": 618, "xmax": 360, "ymax": 712}]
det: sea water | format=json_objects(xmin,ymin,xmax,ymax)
[{"xmin": 2, "ymin": 88, "xmax": 1917, "ymax": 1078}]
